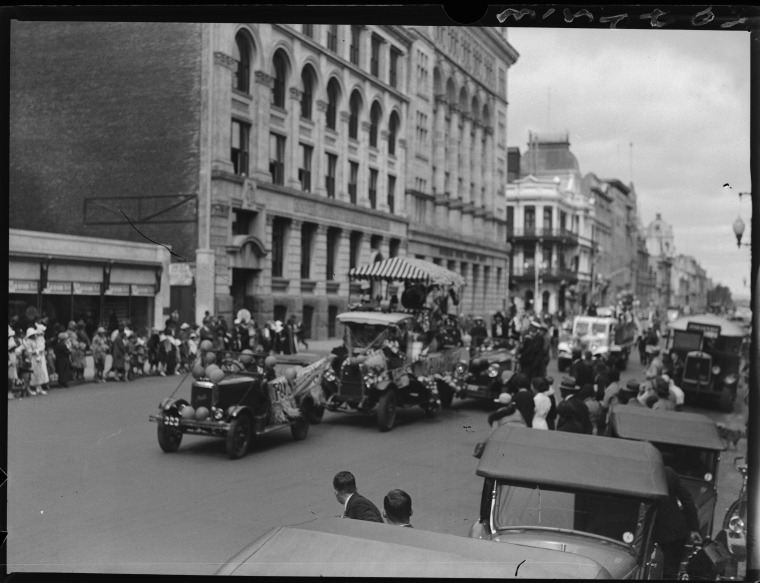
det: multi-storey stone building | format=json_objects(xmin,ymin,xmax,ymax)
[
  {"xmin": 507, "ymin": 133, "xmax": 594, "ymax": 315},
  {"xmin": 644, "ymin": 213, "xmax": 677, "ymax": 312},
  {"xmin": 403, "ymin": 26, "xmax": 518, "ymax": 318},
  {"xmin": 10, "ymin": 21, "xmax": 517, "ymax": 338}
]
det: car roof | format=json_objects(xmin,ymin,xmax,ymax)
[
  {"xmin": 476, "ymin": 425, "xmax": 668, "ymax": 500},
  {"xmin": 215, "ymin": 518, "xmax": 611, "ymax": 578},
  {"xmin": 609, "ymin": 406, "xmax": 726, "ymax": 451},
  {"xmin": 336, "ymin": 311, "xmax": 415, "ymax": 326},
  {"xmin": 668, "ymin": 313, "xmax": 746, "ymax": 338}
]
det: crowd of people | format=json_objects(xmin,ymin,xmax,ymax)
[{"xmin": 8, "ymin": 308, "xmax": 309, "ymax": 399}]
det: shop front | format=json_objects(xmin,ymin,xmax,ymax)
[{"xmin": 9, "ymin": 229, "xmax": 171, "ymax": 337}]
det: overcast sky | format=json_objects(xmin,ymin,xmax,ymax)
[{"xmin": 504, "ymin": 27, "xmax": 752, "ymax": 300}]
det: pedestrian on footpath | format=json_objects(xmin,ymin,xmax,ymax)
[
  {"xmin": 35, "ymin": 323, "xmax": 52, "ymax": 392},
  {"xmin": 110, "ymin": 328, "xmax": 127, "ymax": 381},
  {"xmin": 24, "ymin": 327, "xmax": 48, "ymax": 395},
  {"xmin": 91, "ymin": 327, "xmax": 109, "ymax": 383},
  {"xmin": 383, "ymin": 489, "xmax": 413, "ymax": 527},
  {"xmin": 53, "ymin": 332, "xmax": 72, "ymax": 388},
  {"xmin": 332, "ymin": 471, "xmax": 384, "ymax": 523}
]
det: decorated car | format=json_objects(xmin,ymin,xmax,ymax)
[
  {"xmin": 148, "ymin": 344, "xmax": 332, "ymax": 459},
  {"xmin": 316, "ymin": 311, "xmax": 449, "ymax": 431},
  {"xmin": 469, "ymin": 424, "xmax": 670, "ymax": 579}
]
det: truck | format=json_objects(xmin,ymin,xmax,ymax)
[{"xmin": 557, "ymin": 315, "xmax": 639, "ymax": 372}]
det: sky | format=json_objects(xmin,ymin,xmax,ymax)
[{"xmin": 504, "ymin": 27, "xmax": 752, "ymax": 301}]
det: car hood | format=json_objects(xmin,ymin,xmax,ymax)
[
  {"xmin": 216, "ymin": 519, "xmax": 613, "ymax": 578},
  {"xmin": 492, "ymin": 530, "xmax": 639, "ymax": 579}
]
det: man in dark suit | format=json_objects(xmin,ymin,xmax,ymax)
[
  {"xmin": 383, "ymin": 489, "xmax": 413, "ymax": 527},
  {"xmin": 333, "ymin": 471, "xmax": 383, "ymax": 523}
]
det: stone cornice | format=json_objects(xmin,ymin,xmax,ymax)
[
  {"xmin": 214, "ymin": 51, "xmax": 237, "ymax": 70},
  {"xmin": 433, "ymin": 195, "xmax": 450, "ymax": 207},
  {"xmin": 316, "ymin": 99, "xmax": 328, "ymax": 112},
  {"xmin": 448, "ymin": 199, "xmax": 463, "ymax": 210},
  {"xmin": 289, "ymin": 87, "xmax": 303, "ymax": 100},
  {"xmin": 254, "ymin": 70, "xmax": 274, "ymax": 87},
  {"xmin": 360, "ymin": 121, "xmax": 372, "ymax": 132},
  {"xmin": 340, "ymin": 111, "xmax": 351, "ymax": 123},
  {"xmin": 461, "ymin": 203, "xmax": 477, "ymax": 215}
]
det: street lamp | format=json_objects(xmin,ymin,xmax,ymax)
[{"xmin": 725, "ymin": 184, "xmax": 752, "ymax": 248}]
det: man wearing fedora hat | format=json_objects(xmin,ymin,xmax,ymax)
[
  {"xmin": 473, "ymin": 392, "xmax": 527, "ymax": 458},
  {"xmin": 557, "ymin": 375, "xmax": 593, "ymax": 434},
  {"xmin": 651, "ymin": 376, "xmax": 676, "ymax": 411}
]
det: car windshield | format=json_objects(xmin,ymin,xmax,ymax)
[
  {"xmin": 344, "ymin": 323, "xmax": 393, "ymax": 350},
  {"xmin": 575, "ymin": 322, "xmax": 589, "ymax": 336},
  {"xmin": 657, "ymin": 444, "xmax": 717, "ymax": 482},
  {"xmin": 574, "ymin": 322, "xmax": 608, "ymax": 337},
  {"xmin": 591, "ymin": 323, "xmax": 608, "ymax": 335},
  {"xmin": 494, "ymin": 483, "xmax": 648, "ymax": 555}
]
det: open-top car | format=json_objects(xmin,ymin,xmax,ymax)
[
  {"xmin": 665, "ymin": 313, "xmax": 744, "ymax": 412},
  {"xmin": 215, "ymin": 517, "xmax": 613, "ymax": 578},
  {"xmin": 608, "ymin": 406, "xmax": 726, "ymax": 539},
  {"xmin": 469, "ymin": 424, "xmax": 669, "ymax": 579},
  {"xmin": 316, "ymin": 311, "xmax": 451, "ymax": 431},
  {"xmin": 148, "ymin": 348, "xmax": 331, "ymax": 459},
  {"xmin": 440, "ymin": 338, "xmax": 515, "ymax": 408}
]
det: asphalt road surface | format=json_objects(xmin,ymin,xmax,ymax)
[{"xmin": 6, "ymin": 353, "xmax": 748, "ymax": 575}]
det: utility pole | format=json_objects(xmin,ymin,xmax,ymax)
[{"xmin": 534, "ymin": 239, "xmax": 540, "ymax": 315}]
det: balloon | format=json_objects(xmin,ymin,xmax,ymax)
[
  {"xmin": 284, "ymin": 367, "xmax": 297, "ymax": 382},
  {"xmin": 194, "ymin": 406, "xmax": 210, "ymax": 420},
  {"xmin": 192, "ymin": 362, "xmax": 206, "ymax": 380},
  {"xmin": 240, "ymin": 349, "xmax": 255, "ymax": 366},
  {"xmin": 204, "ymin": 351, "xmax": 217, "ymax": 366},
  {"xmin": 199, "ymin": 339, "xmax": 214, "ymax": 352},
  {"xmin": 209, "ymin": 368, "xmax": 226, "ymax": 384},
  {"xmin": 180, "ymin": 405, "xmax": 195, "ymax": 419},
  {"xmin": 264, "ymin": 356, "xmax": 277, "ymax": 369},
  {"xmin": 205, "ymin": 364, "xmax": 220, "ymax": 379}
]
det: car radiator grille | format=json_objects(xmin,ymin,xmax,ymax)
[
  {"xmin": 338, "ymin": 365, "xmax": 364, "ymax": 399},
  {"xmin": 191, "ymin": 385, "xmax": 214, "ymax": 409}
]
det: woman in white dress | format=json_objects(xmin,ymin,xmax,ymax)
[
  {"xmin": 531, "ymin": 377, "xmax": 551, "ymax": 430},
  {"xmin": 23, "ymin": 327, "xmax": 47, "ymax": 395}
]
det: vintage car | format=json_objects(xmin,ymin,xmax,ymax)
[
  {"xmin": 558, "ymin": 315, "xmax": 638, "ymax": 371},
  {"xmin": 215, "ymin": 517, "xmax": 612, "ymax": 578},
  {"xmin": 608, "ymin": 406, "xmax": 726, "ymax": 539},
  {"xmin": 316, "ymin": 311, "xmax": 457, "ymax": 431},
  {"xmin": 148, "ymin": 349, "xmax": 329, "ymax": 459},
  {"xmin": 665, "ymin": 313, "xmax": 744, "ymax": 412},
  {"xmin": 439, "ymin": 339, "xmax": 515, "ymax": 408},
  {"xmin": 469, "ymin": 424, "xmax": 669, "ymax": 579}
]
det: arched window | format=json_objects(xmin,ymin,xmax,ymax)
[
  {"xmin": 388, "ymin": 111, "xmax": 399, "ymax": 156},
  {"xmin": 349, "ymin": 90, "xmax": 362, "ymax": 140},
  {"xmin": 369, "ymin": 101, "xmax": 381, "ymax": 148},
  {"xmin": 326, "ymin": 78, "xmax": 340, "ymax": 130},
  {"xmin": 272, "ymin": 50, "xmax": 288, "ymax": 108},
  {"xmin": 233, "ymin": 31, "xmax": 252, "ymax": 93},
  {"xmin": 301, "ymin": 66, "xmax": 316, "ymax": 120}
]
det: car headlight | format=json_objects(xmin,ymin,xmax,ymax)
[
  {"xmin": 487, "ymin": 364, "xmax": 500, "ymax": 378},
  {"xmin": 455, "ymin": 362, "xmax": 468, "ymax": 376},
  {"xmin": 728, "ymin": 515, "xmax": 746, "ymax": 534},
  {"xmin": 324, "ymin": 369, "xmax": 336, "ymax": 382},
  {"xmin": 712, "ymin": 365, "xmax": 721, "ymax": 375},
  {"xmin": 704, "ymin": 472, "xmax": 713, "ymax": 483}
]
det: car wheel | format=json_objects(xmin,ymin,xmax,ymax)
[
  {"xmin": 157, "ymin": 420, "xmax": 183, "ymax": 453},
  {"xmin": 437, "ymin": 380, "xmax": 453, "ymax": 408},
  {"xmin": 719, "ymin": 386, "xmax": 735, "ymax": 413},
  {"xmin": 226, "ymin": 414, "xmax": 252, "ymax": 459},
  {"xmin": 302, "ymin": 396, "xmax": 325, "ymax": 424},
  {"xmin": 291, "ymin": 415, "xmax": 309, "ymax": 440},
  {"xmin": 377, "ymin": 389, "xmax": 397, "ymax": 432}
]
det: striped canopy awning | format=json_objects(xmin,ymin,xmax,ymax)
[{"xmin": 349, "ymin": 256, "xmax": 465, "ymax": 288}]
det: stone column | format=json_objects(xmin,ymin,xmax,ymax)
[
  {"xmin": 314, "ymin": 224, "xmax": 328, "ymax": 295},
  {"xmin": 379, "ymin": 129, "xmax": 389, "ymax": 211},
  {"xmin": 289, "ymin": 219, "xmax": 302, "ymax": 284},
  {"xmin": 359, "ymin": 120, "xmax": 372, "ymax": 207},
  {"xmin": 314, "ymin": 99, "xmax": 328, "ymax": 196},
  {"xmin": 288, "ymin": 87, "xmax": 303, "ymax": 190},
  {"xmin": 340, "ymin": 110, "xmax": 351, "ymax": 203},
  {"xmin": 471, "ymin": 122, "xmax": 483, "ymax": 207},
  {"xmin": 433, "ymin": 96, "xmax": 447, "ymax": 195},
  {"xmin": 460, "ymin": 113, "xmax": 472, "ymax": 205},
  {"xmin": 447, "ymin": 104, "xmax": 460, "ymax": 200},
  {"xmin": 252, "ymin": 71, "xmax": 274, "ymax": 182},
  {"xmin": 397, "ymin": 138, "xmax": 407, "ymax": 215},
  {"xmin": 484, "ymin": 127, "xmax": 494, "ymax": 214},
  {"xmin": 212, "ymin": 51, "xmax": 235, "ymax": 174}
]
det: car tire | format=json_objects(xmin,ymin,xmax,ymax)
[
  {"xmin": 291, "ymin": 415, "xmax": 309, "ymax": 440},
  {"xmin": 157, "ymin": 419, "xmax": 183, "ymax": 453},
  {"xmin": 226, "ymin": 414, "xmax": 252, "ymax": 459},
  {"xmin": 302, "ymin": 397, "xmax": 325, "ymax": 424},
  {"xmin": 437, "ymin": 380, "xmax": 454, "ymax": 408},
  {"xmin": 719, "ymin": 386, "xmax": 735, "ymax": 413},
  {"xmin": 377, "ymin": 389, "xmax": 397, "ymax": 432}
]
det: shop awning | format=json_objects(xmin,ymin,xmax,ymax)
[{"xmin": 348, "ymin": 256, "xmax": 465, "ymax": 288}]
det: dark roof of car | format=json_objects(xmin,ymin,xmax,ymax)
[
  {"xmin": 336, "ymin": 311, "xmax": 415, "ymax": 326},
  {"xmin": 215, "ymin": 517, "xmax": 611, "ymax": 578},
  {"xmin": 476, "ymin": 425, "xmax": 668, "ymax": 500},
  {"xmin": 609, "ymin": 406, "xmax": 726, "ymax": 451}
]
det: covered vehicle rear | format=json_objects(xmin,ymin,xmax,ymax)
[{"xmin": 215, "ymin": 517, "xmax": 611, "ymax": 578}]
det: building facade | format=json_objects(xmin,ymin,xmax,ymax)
[
  {"xmin": 506, "ymin": 133, "xmax": 594, "ymax": 316},
  {"xmin": 644, "ymin": 213, "xmax": 677, "ymax": 312},
  {"xmin": 10, "ymin": 21, "xmax": 517, "ymax": 338},
  {"xmin": 402, "ymin": 26, "xmax": 518, "ymax": 318}
]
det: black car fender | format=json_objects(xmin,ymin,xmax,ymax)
[
  {"xmin": 226, "ymin": 404, "xmax": 252, "ymax": 421},
  {"xmin": 159, "ymin": 397, "xmax": 189, "ymax": 414}
]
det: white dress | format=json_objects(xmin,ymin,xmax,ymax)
[{"xmin": 532, "ymin": 392, "xmax": 551, "ymax": 430}]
